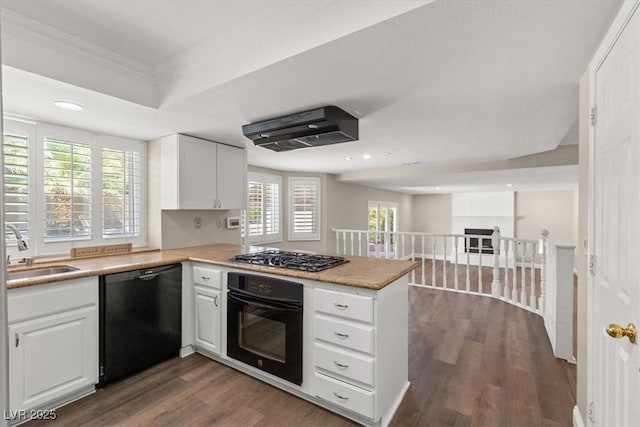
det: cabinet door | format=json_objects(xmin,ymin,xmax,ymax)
[
  {"xmin": 178, "ymin": 135, "xmax": 217, "ymax": 209},
  {"xmin": 9, "ymin": 306, "xmax": 98, "ymax": 411},
  {"xmin": 193, "ymin": 286, "xmax": 221, "ymax": 355},
  {"xmin": 216, "ymin": 143, "xmax": 246, "ymax": 210}
]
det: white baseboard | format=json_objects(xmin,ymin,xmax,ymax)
[
  {"xmin": 180, "ymin": 345, "xmax": 195, "ymax": 358},
  {"xmin": 573, "ymin": 405, "xmax": 585, "ymax": 427}
]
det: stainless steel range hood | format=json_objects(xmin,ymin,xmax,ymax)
[{"xmin": 241, "ymin": 106, "xmax": 358, "ymax": 152}]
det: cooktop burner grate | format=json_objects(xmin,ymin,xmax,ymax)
[{"xmin": 230, "ymin": 250, "xmax": 349, "ymax": 272}]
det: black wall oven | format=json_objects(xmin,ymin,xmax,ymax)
[{"xmin": 226, "ymin": 272, "xmax": 303, "ymax": 385}]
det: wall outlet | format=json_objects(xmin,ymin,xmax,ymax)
[{"xmin": 194, "ymin": 217, "xmax": 202, "ymax": 229}]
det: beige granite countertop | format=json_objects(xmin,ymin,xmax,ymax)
[{"xmin": 7, "ymin": 243, "xmax": 419, "ymax": 291}]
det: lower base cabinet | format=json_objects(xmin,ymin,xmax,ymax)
[
  {"xmin": 7, "ymin": 277, "xmax": 98, "ymax": 413},
  {"xmin": 193, "ymin": 285, "xmax": 221, "ymax": 355},
  {"xmin": 192, "ymin": 264, "xmax": 222, "ymax": 356}
]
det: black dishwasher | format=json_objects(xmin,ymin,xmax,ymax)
[{"xmin": 98, "ymin": 263, "xmax": 182, "ymax": 387}]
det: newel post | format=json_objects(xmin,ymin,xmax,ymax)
[
  {"xmin": 491, "ymin": 226, "xmax": 501, "ymax": 297},
  {"xmin": 539, "ymin": 229, "xmax": 549, "ymax": 313}
]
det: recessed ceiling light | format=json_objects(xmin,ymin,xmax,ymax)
[
  {"xmin": 506, "ymin": 183, "xmax": 513, "ymax": 187},
  {"xmin": 363, "ymin": 154, "xmax": 371, "ymax": 159},
  {"xmin": 54, "ymin": 101, "xmax": 84, "ymax": 111},
  {"xmin": 435, "ymin": 187, "xmax": 441, "ymax": 190},
  {"xmin": 345, "ymin": 157, "xmax": 353, "ymax": 161}
]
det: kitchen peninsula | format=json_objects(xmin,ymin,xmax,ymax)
[{"xmin": 6, "ymin": 244, "xmax": 417, "ymax": 427}]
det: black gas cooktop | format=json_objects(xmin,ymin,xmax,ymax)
[{"xmin": 230, "ymin": 250, "xmax": 349, "ymax": 272}]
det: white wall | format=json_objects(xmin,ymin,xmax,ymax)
[
  {"xmin": 248, "ymin": 166, "xmax": 413, "ymax": 254},
  {"xmin": 514, "ymin": 190, "xmax": 577, "ymax": 243},
  {"xmin": 412, "ymin": 194, "xmax": 452, "ymax": 233},
  {"xmin": 412, "ymin": 190, "xmax": 577, "ymax": 244},
  {"xmin": 0, "ymin": 59, "xmax": 9, "ymax": 427}
]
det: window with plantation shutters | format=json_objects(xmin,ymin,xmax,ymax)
[
  {"xmin": 3, "ymin": 132, "xmax": 31, "ymax": 248},
  {"xmin": 2, "ymin": 120, "xmax": 145, "ymax": 256},
  {"xmin": 43, "ymin": 138, "xmax": 92, "ymax": 241},
  {"xmin": 288, "ymin": 177, "xmax": 321, "ymax": 241},
  {"xmin": 246, "ymin": 173, "xmax": 281, "ymax": 244},
  {"xmin": 102, "ymin": 148, "xmax": 142, "ymax": 238}
]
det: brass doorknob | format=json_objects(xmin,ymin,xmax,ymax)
[{"xmin": 606, "ymin": 323, "xmax": 636, "ymax": 343}]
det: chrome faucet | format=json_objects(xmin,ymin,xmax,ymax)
[{"xmin": 6, "ymin": 223, "xmax": 28, "ymax": 251}]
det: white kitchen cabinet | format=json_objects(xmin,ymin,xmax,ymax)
[
  {"xmin": 7, "ymin": 277, "xmax": 98, "ymax": 413},
  {"xmin": 193, "ymin": 286, "xmax": 221, "ymax": 355},
  {"xmin": 313, "ymin": 280, "xmax": 408, "ymax": 424},
  {"xmin": 192, "ymin": 264, "xmax": 222, "ymax": 356},
  {"xmin": 160, "ymin": 133, "xmax": 246, "ymax": 210}
]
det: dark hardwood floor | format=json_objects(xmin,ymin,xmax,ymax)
[{"xmin": 28, "ymin": 286, "xmax": 576, "ymax": 427}]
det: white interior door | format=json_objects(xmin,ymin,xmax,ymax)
[{"xmin": 591, "ymin": 6, "xmax": 640, "ymax": 426}]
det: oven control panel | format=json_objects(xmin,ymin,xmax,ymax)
[
  {"xmin": 227, "ymin": 272, "xmax": 303, "ymax": 304},
  {"xmin": 246, "ymin": 280, "xmax": 273, "ymax": 297}
]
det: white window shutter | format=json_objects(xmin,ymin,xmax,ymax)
[
  {"xmin": 246, "ymin": 173, "xmax": 282, "ymax": 244},
  {"xmin": 288, "ymin": 177, "xmax": 321, "ymax": 241},
  {"xmin": 102, "ymin": 148, "xmax": 142, "ymax": 238},
  {"xmin": 43, "ymin": 138, "xmax": 92, "ymax": 242}
]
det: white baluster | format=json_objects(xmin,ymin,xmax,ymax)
[
  {"xmin": 336, "ymin": 230, "xmax": 340, "ymax": 254},
  {"xmin": 511, "ymin": 240, "xmax": 517, "ymax": 303},
  {"xmin": 466, "ymin": 236, "xmax": 470, "ymax": 292},
  {"xmin": 443, "ymin": 237, "xmax": 448, "ymax": 289},
  {"xmin": 478, "ymin": 235, "xmax": 483, "ymax": 293},
  {"xmin": 539, "ymin": 229, "xmax": 548, "ymax": 313},
  {"xmin": 520, "ymin": 242, "xmax": 527, "ymax": 306},
  {"xmin": 432, "ymin": 237, "xmax": 437, "ymax": 287},
  {"xmin": 400, "ymin": 234, "xmax": 405, "ymax": 260},
  {"xmin": 375, "ymin": 232, "xmax": 380, "ymax": 258},
  {"xmin": 350, "ymin": 231, "xmax": 354, "ymax": 256},
  {"xmin": 411, "ymin": 235, "xmax": 416, "ymax": 284},
  {"xmin": 421, "ymin": 235, "xmax": 426, "ymax": 286},
  {"xmin": 358, "ymin": 232, "xmax": 362, "ymax": 257},
  {"xmin": 342, "ymin": 231, "xmax": 347, "ymax": 255},
  {"xmin": 454, "ymin": 236, "xmax": 459, "ymax": 290},
  {"xmin": 491, "ymin": 226, "xmax": 501, "ymax": 297},
  {"xmin": 503, "ymin": 240, "xmax": 510, "ymax": 299},
  {"xmin": 530, "ymin": 241, "xmax": 537, "ymax": 310}
]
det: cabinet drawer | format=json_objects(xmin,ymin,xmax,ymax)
[
  {"xmin": 315, "ymin": 315, "xmax": 374, "ymax": 355},
  {"xmin": 315, "ymin": 289, "xmax": 373, "ymax": 324},
  {"xmin": 315, "ymin": 343, "xmax": 374, "ymax": 387},
  {"xmin": 193, "ymin": 266, "xmax": 221, "ymax": 289},
  {"xmin": 314, "ymin": 372, "xmax": 374, "ymax": 418},
  {"xmin": 8, "ymin": 277, "xmax": 97, "ymax": 324}
]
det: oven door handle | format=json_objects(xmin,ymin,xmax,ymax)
[{"xmin": 228, "ymin": 292, "xmax": 300, "ymax": 312}]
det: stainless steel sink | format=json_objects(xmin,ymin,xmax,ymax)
[{"xmin": 7, "ymin": 265, "xmax": 80, "ymax": 280}]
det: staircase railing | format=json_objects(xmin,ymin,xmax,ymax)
[{"xmin": 333, "ymin": 227, "xmax": 575, "ymax": 361}]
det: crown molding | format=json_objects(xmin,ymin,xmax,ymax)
[{"xmin": 1, "ymin": 9, "xmax": 156, "ymax": 85}]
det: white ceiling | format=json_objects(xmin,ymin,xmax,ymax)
[{"xmin": 0, "ymin": 0, "xmax": 622, "ymax": 193}]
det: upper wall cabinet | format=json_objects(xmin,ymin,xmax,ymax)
[{"xmin": 160, "ymin": 134, "xmax": 246, "ymax": 210}]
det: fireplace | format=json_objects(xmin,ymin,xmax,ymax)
[{"xmin": 464, "ymin": 228, "xmax": 494, "ymax": 254}]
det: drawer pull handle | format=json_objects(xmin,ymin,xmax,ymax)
[
  {"xmin": 334, "ymin": 392, "xmax": 349, "ymax": 402},
  {"xmin": 15, "ymin": 333, "xmax": 19, "ymax": 347},
  {"xmin": 334, "ymin": 303, "xmax": 349, "ymax": 310},
  {"xmin": 334, "ymin": 361, "xmax": 349, "ymax": 369},
  {"xmin": 214, "ymin": 295, "xmax": 218, "ymax": 307},
  {"xmin": 334, "ymin": 332, "xmax": 349, "ymax": 339},
  {"xmin": 201, "ymin": 276, "xmax": 210, "ymax": 281}
]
